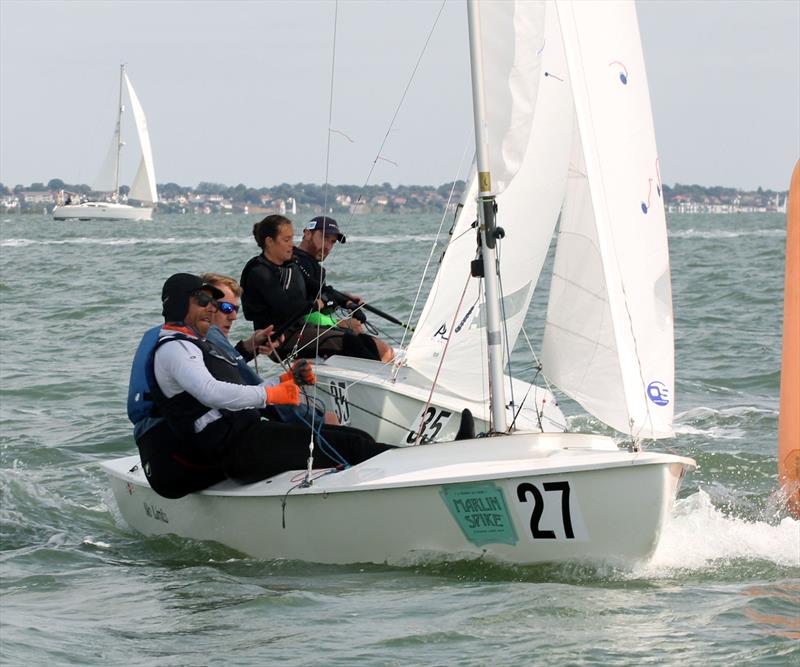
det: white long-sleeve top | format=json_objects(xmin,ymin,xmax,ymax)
[{"xmin": 154, "ymin": 338, "xmax": 268, "ymax": 432}]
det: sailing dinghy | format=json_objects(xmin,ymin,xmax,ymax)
[
  {"xmin": 102, "ymin": 0, "xmax": 694, "ymax": 566},
  {"xmin": 53, "ymin": 65, "xmax": 158, "ymax": 221}
]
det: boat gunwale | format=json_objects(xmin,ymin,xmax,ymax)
[{"xmin": 101, "ymin": 438, "xmax": 695, "ymax": 499}]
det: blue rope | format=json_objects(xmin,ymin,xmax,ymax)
[{"xmin": 297, "ymin": 388, "xmax": 350, "ymax": 468}]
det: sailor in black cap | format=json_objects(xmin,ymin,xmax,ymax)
[
  {"xmin": 293, "ymin": 216, "xmax": 394, "ymax": 362},
  {"xmin": 293, "ymin": 216, "xmax": 345, "ymax": 302},
  {"xmin": 134, "ymin": 272, "xmax": 392, "ymax": 499}
]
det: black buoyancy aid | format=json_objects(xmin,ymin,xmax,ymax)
[
  {"xmin": 149, "ymin": 333, "xmax": 261, "ymax": 455},
  {"xmin": 240, "ymin": 254, "xmax": 312, "ymax": 330},
  {"xmin": 292, "ymin": 246, "xmax": 326, "ymax": 296}
]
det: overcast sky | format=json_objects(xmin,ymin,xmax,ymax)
[{"xmin": 1, "ymin": 0, "xmax": 798, "ymax": 191}]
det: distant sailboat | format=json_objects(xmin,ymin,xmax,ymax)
[
  {"xmin": 778, "ymin": 160, "xmax": 799, "ymax": 517},
  {"xmin": 53, "ymin": 65, "xmax": 157, "ymax": 221}
]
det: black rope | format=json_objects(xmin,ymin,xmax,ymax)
[{"xmin": 280, "ymin": 467, "xmax": 340, "ymax": 529}]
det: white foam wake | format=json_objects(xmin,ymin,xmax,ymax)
[{"xmin": 638, "ymin": 489, "xmax": 799, "ymax": 575}]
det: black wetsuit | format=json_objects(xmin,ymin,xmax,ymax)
[
  {"xmin": 240, "ymin": 254, "xmax": 315, "ymax": 332},
  {"xmin": 240, "ymin": 252, "xmax": 380, "ymax": 361},
  {"xmin": 292, "ymin": 246, "xmax": 326, "ymax": 298}
]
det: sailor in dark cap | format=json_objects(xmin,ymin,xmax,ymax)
[
  {"xmin": 293, "ymin": 216, "xmax": 345, "ymax": 302},
  {"xmin": 241, "ymin": 215, "xmax": 394, "ymax": 362},
  {"xmin": 132, "ymin": 272, "xmax": 393, "ymax": 499},
  {"xmin": 293, "ymin": 216, "xmax": 394, "ymax": 362},
  {"xmin": 160, "ymin": 272, "xmax": 225, "ymax": 325}
]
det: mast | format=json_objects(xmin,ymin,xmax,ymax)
[
  {"xmin": 467, "ymin": 0, "xmax": 508, "ymax": 432},
  {"xmin": 112, "ymin": 64, "xmax": 125, "ymax": 201}
]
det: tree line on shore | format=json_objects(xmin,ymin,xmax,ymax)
[{"xmin": 1, "ymin": 178, "xmax": 788, "ymax": 213}]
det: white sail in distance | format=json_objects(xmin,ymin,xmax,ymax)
[
  {"xmin": 92, "ymin": 123, "xmax": 120, "ymax": 194},
  {"xmin": 125, "ymin": 73, "xmax": 158, "ymax": 204}
]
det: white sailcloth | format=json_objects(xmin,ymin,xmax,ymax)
[
  {"xmin": 541, "ymin": 0, "xmax": 674, "ymax": 438},
  {"xmin": 125, "ymin": 73, "xmax": 158, "ymax": 204},
  {"xmin": 406, "ymin": 1, "xmax": 572, "ymax": 401},
  {"xmin": 92, "ymin": 129, "xmax": 119, "ymax": 194},
  {"xmin": 477, "ymin": 0, "xmax": 545, "ymax": 194}
]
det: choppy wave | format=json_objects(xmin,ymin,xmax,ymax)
[
  {"xmin": 1, "ymin": 210, "xmax": 795, "ymax": 664},
  {"xmin": 674, "ymin": 405, "xmax": 777, "ymax": 438},
  {"xmin": 340, "ymin": 234, "xmax": 440, "ymax": 244},
  {"xmin": 0, "ymin": 236, "xmax": 251, "ymax": 247},
  {"xmin": 0, "ymin": 233, "xmax": 440, "ymax": 248},
  {"xmin": 669, "ymin": 228, "xmax": 785, "ymax": 240}
]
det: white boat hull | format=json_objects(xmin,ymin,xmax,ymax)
[
  {"xmin": 311, "ymin": 356, "xmax": 566, "ymax": 444},
  {"xmin": 53, "ymin": 201, "xmax": 153, "ymax": 221},
  {"xmin": 102, "ymin": 432, "xmax": 694, "ymax": 565}
]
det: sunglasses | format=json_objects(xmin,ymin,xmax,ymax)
[
  {"xmin": 191, "ymin": 291, "xmax": 217, "ymax": 308},
  {"xmin": 218, "ymin": 301, "xmax": 240, "ymax": 315}
]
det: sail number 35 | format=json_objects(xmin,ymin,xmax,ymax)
[{"xmin": 406, "ymin": 407, "xmax": 452, "ymax": 444}]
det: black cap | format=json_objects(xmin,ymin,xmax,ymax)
[
  {"xmin": 161, "ymin": 273, "xmax": 225, "ymax": 322},
  {"xmin": 306, "ymin": 216, "xmax": 346, "ymax": 243}
]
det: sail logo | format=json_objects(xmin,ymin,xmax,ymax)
[
  {"xmin": 641, "ymin": 159, "xmax": 663, "ymax": 214},
  {"xmin": 647, "ymin": 381, "xmax": 670, "ymax": 406},
  {"xmin": 608, "ymin": 60, "xmax": 629, "ymax": 85}
]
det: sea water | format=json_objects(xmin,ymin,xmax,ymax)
[{"xmin": 0, "ymin": 212, "xmax": 797, "ymax": 666}]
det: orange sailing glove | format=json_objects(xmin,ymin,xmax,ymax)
[
  {"xmin": 265, "ymin": 380, "xmax": 301, "ymax": 406},
  {"xmin": 279, "ymin": 359, "xmax": 316, "ymax": 386}
]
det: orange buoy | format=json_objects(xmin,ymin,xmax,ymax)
[{"xmin": 778, "ymin": 159, "xmax": 800, "ymax": 517}]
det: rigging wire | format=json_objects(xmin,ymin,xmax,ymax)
[
  {"xmin": 396, "ymin": 134, "xmax": 473, "ymax": 356},
  {"xmin": 508, "ymin": 365, "xmax": 542, "ymax": 432},
  {"xmin": 313, "ymin": 383, "xmax": 423, "ymax": 435},
  {"xmin": 281, "ymin": 1, "xmax": 471, "ymax": 419},
  {"xmin": 412, "ymin": 267, "xmax": 473, "ymax": 445},
  {"xmin": 494, "ymin": 237, "xmax": 517, "ymax": 432},
  {"xmin": 304, "ymin": 0, "xmax": 339, "ymax": 486},
  {"xmin": 344, "ymin": 0, "xmax": 447, "ymax": 230},
  {"xmin": 519, "ymin": 327, "xmax": 568, "ymax": 432}
]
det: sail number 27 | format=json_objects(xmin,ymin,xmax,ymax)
[{"xmin": 516, "ymin": 481, "xmax": 576, "ymax": 540}]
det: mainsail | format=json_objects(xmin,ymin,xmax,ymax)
[
  {"xmin": 478, "ymin": 0, "xmax": 545, "ymax": 195},
  {"xmin": 92, "ymin": 131, "xmax": 120, "ymax": 195},
  {"xmin": 406, "ymin": 0, "xmax": 571, "ymax": 401},
  {"xmin": 541, "ymin": 0, "xmax": 674, "ymax": 438}
]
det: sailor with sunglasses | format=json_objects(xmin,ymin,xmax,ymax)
[
  {"xmin": 200, "ymin": 272, "xmax": 340, "ymax": 426},
  {"xmin": 132, "ymin": 273, "xmax": 392, "ymax": 499}
]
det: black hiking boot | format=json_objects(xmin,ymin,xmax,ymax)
[{"xmin": 454, "ymin": 409, "xmax": 475, "ymax": 441}]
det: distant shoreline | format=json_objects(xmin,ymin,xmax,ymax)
[{"xmin": 1, "ymin": 178, "xmax": 789, "ymax": 216}]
